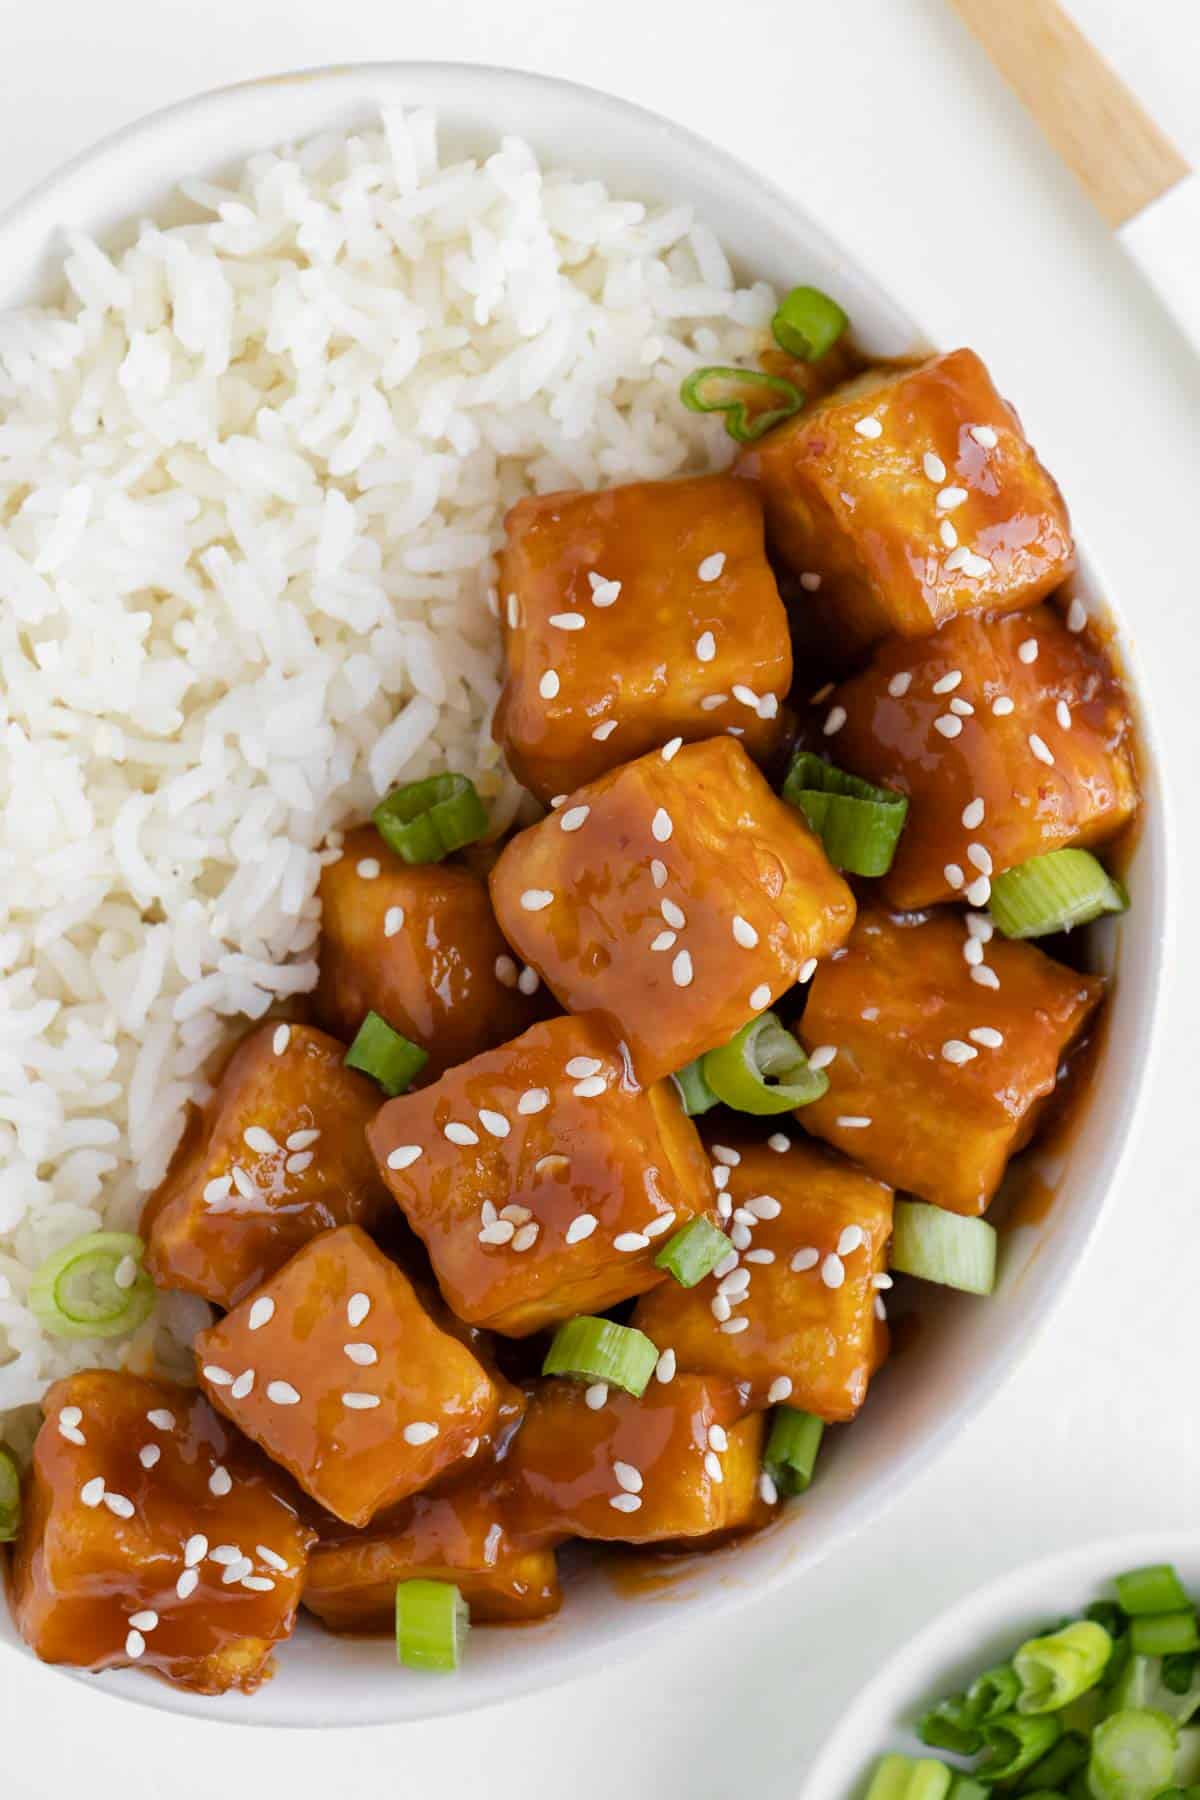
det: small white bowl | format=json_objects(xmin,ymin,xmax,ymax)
[
  {"xmin": 803, "ymin": 1532, "xmax": 1200, "ymax": 1798},
  {"xmin": 0, "ymin": 63, "xmax": 1171, "ymax": 1729}
]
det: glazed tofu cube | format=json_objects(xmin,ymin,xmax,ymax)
[
  {"xmin": 817, "ymin": 607, "xmax": 1139, "ymax": 909},
  {"xmin": 304, "ymin": 1479, "xmax": 560, "ymax": 1632},
  {"xmin": 314, "ymin": 825, "xmax": 541, "ymax": 1076},
  {"xmin": 741, "ymin": 348, "xmax": 1073, "ymax": 658},
  {"xmin": 494, "ymin": 474, "xmax": 791, "ymax": 802},
  {"xmin": 143, "ymin": 1022, "xmax": 387, "ymax": 1310},
  {"xmin": 368, "ymin": 1013, "xmax": 716, "ymax": 1336},
  {"xmin": 633, "ymin": 1131, "xmax": 892, "ymax": 1421},
  {"xmin": 195, "ymin": 1226, "xmax": 501, "ymax": 1527},
  {"xmin": 795, "ymin": 908, "xmax": 1104, "ymax": 1215},
  {"xmin": 9, "ymin": 1371, "xmax": 313, "ymax": 1695},
  {"xmin": 490, "ymin": 738, "xmax": 856, "ymax": 1085},
  {"xmin": 504, "ymin": 1376, "xmax": 763, "ymax": 1545}
]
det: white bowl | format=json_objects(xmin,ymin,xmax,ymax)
[
  {"xmin": 0, "ymin": 63, "xmax": 1171, "ymax": 1729},
  {"xmin": 803, "ymin": 1532, "xmax": 1200, "ymax": 1797}
]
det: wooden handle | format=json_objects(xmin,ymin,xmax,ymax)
[{"xmin": 949, "ymin": 0, "xmax": 1190, "ymax": 227}]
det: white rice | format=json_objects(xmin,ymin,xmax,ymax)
[{"xmin": 0, "ymin": 108, "xmax": 775, "ymax": 1446}]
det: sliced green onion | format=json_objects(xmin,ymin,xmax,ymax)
[
  {"xmin": 1086, "ymin": 1601, "xmax": 1127, "ymax": 1639},
  {"xmin": 542, "ymin": 1317, "xmax": 659, "ymax": 1398},
  {"xmin": 653, "ymin": 1218, "xmax": 734, "ymax": 1288},
  {"xmin": 1016, "ymin": 1731, "xmax": 1090, "ymax": 1793},
  {"xmin": 782, "ymin": 752, "xmax": 909, "ymax": 878},
  {"xmin": 1117, "ymin": 1565, "xmax": 1192, "ymax": 1617},
  {"xmin": 989, "ymin": 849, "xmax": 1129, "ymax": 940},
  {"xmin": 1110, "ymin": 1655, "xmax": 1200, "ymax": 1726},
  {"xmin": 1130, "ymin": 1612, "xmax": 1200, "ymax": 1658},
  {"xmin": 345, "ymin": 1010, "xmax": 428, "ymax": 1098},
  {"xmin": 920, "ymin": 1697, "xmax": 983, "ymax": 1756},
  {"xmin": 975, "ymin": 1713, "xmax": 1062, "ymax": 1782},
  {"xmin": 372, "ymin": 773, "xmax": 488, "ymax": 865},
  {"xmin": 864, "ymin": 1753, "xmax": 953, "ymax": 1800},
  {"xmin": 1088, "ymin": 1708, "xmax": 1177, "ymax": 1800},
  {"xmin": 28, "ymin": 1232, "xmax": 156, "ymax": 1341},
  {"xmin": 1165, "ymin": 1656, "xmax": 1200, "ymax": 1697},
  {"xmin": 891, "ymin": 1202, "xmax": 997, "ymax": 1297},
  {"xmin": 679, "ymin": 366, "xmax": 804, "ymax": 444},
  {"xmin": 1174, "ymin": 1726, "xmax": 1200, "ymax": 1785},
  {"xmin": 1156, "ymin": 1789, "xmax": 1200, "ymax": 1799},
  {"xmin": 947, "ymin": 1781, "xmax": 990, "ymax": 1800},
  {"xmin": 763, "ymin": 1407, "xmax": 824, "ymax": 1496},
  {"xmin": 395, "ymin": 1579, "xmax": 469, "ymax": 1672},
  {"xmin": 968, "ymin": 1664, "xmax": 1022, "ymax": 1722},
  {"xmin": 701, "ymin": 1012, "xmax": 828, "ymax": 1115},
  {"xmin": 0, "ymin": 1448, "xmax": 20, "ymax": 1542},
  {"xmin": 770, "ymin": 286, "xmax": 849, "ymax": 362},
  {"xmin": 671, "ymin": 1058, "xmax": 719, "ymax": 1117},
  {"xmin": 1015, "ymin": 1621, "xmax": 1113, "ymax": 1713}
]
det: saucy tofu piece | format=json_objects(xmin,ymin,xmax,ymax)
[
  {"xmin": 368, "ymin": 1013, "xmax": 715, "ymax": 1336},
  {"xmin": 633, "ymin": 1132, "xmax": 892, "ymax": 1421},
  {"xmin": 195, "ymin": 1226, "xmax": 501, "ymax": 1527},
  {"xmin": 9, "ymin": 1371, "xmax": 313, "ymax": 1695},
  {"xmin": 304, "ymin": 1480, "xmax": 560, "ymax": 1632},
  {"xmin": 795, "ymin": 909, "xmax": 1104, "ymax": 1215},
  {"xmin": 741, "ymin": 348, "xmax": 1073, "ymax": 659},
  {"xmin": 314, "ymin": 825, "xmax": 539, "ymax": 1075},
  {"xmin": 143, "ymin": 1022, "xmax": 387, "ymax": 1310},
  {"xmin": 504, "ymin": 1376, "xmax": 763, "ymax": 1545},
  {"xmin": 494, "ymin": 474, "xmax": 791, "ymax": 802},
  {"xmin": 490, "ymin": 738, "xmax": 856, "ymax": 1085},
  {"xmin": 817, "ymin": 607, "xmax": 1139, "ymax": 909}
]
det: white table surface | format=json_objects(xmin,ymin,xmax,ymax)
[{"xmin": 2, "ymin": 2, "xmax": 1199, "ymax": 1794}]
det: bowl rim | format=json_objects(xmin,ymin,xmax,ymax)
[
  {"xmin": 0, "ymin": 57, "xmax": 1174, "ymax": 1730},
  {"xmin": 801, "ymin": 1529, "xmax": 1200, "ymax": 1798}
]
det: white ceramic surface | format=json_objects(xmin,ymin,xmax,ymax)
[
  {"xmin": 0, "ymin": 62, "xmax": 1171, "ymax": 1730},
  {"xmin": 803, "ymin": 1532, "xmax": 1200, "ymax": 1798}
]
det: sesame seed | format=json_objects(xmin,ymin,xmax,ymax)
[
  {"xmin": 339, "ymin": 1393, "xmax": 379, "ymax": 1412},
  {"xmin": 887, "ymin": 671, "xmax": 912, "ymax": 698},
  {"xmin": 506, "ymin": 593, "xmax": 520, "ymax": 628},
  {"xmin": 403, "ymin": 1421, "xmax": 438, "ymax": 1444},
  {"xmin": 585, "ymin": 1383, "xmax": 608, "ymax": 1410},
  {"xmin": 650, "ymin": 859, "xmax": 668, "ymax": 889},
  {"xmin": 934, "ymin": 714, "xmax": 963, "ymax": 738},
  {"xmin": 210, "ymin": 1545, "xmax": 242, "ymax": 1565},
  {"xmin": 854, "ymin": 416, "xmax": 883, "ymax": 439},
  {"xmin": 221, "ymin": 1558, "xmax": 253, "ymax": 1585},
  {"xmin": 609, "ymin": 1493, "xmax": 642, "ymax": 1513},
  {"xmin": 538, "ymin": 670, "xmax": 560, "ymax": 700},
  {"xmin": 940, "ymin": 520, "xmax": 959, "ymax": 549},
  {"xmin": 711, "ymin": 1293, "xmax": 732, "ymax": 1322},
  {"xmin": 387, "ymin": 1145, "xmax": 422, "ymax": 1171},
  {"xmin": 760, "ymin": 1471, "xmax": 779, "ymax": 1505},
  {"xmin": 208, "ymin": 1466, "xmax": 232, "ymax": 1497},
  {"xmin": 125, "ymin": 1630, "xmax": 146, "ymax": 1660},
  {"xmin": 345, "ymin": 1294, "xmax": 371, "ymax": 1332},
  {"xmin": 286, "ymin": 1129, "xmax": 320, "ymax": 1151},
  {"xmin": 732, "ymin": 915, "xmax": 758, "ymax": 948},
  {"xmin": 747, "ymin": 1194, "xmax": 781, "ymax": 1221},
  {"xmin": 836, "ymin": 1116, "xmax": 872, "ymax": 1129},
  {"xmin": 243, "ymin": 1126, "xmax": 277, "ymax": 1156},
  {"xmin": 257, "ymin": 1545, "xmax": 289, "ymax": 1573},
  {"xmin": 672, "ymin": 951, "xmax": 694, "ymax": 988},
  {"xmin": 520, "ymin": 887, "xmax": 554, "ymax": 911},
  {"xmin": 478, "ymin": 1109, "xmax": 511, "ymax": 1138},
  {"xmin": 652, "ymin": 808, "xmax": 674, "ymax": 843},
  {"xmin": 768, "ymin": 1133, "xmax": 790, "ymax": 1153},
  {"xmin": 242, "ymin": 1575, "xmax": 276, "ymax": 1593},
  {"xmin": 357, "ymin": 858, "xmax": 381, "ymax": 880},
  {"xmin": 444, "ymin": 1122, "xmax": 479, "ymax": 1146},
  {"xmin": 949, "ymin": 697, "xmax": 974, "ymax": 716},
  {"xmin": 970, "ymin": 424, "xmax": 998, "ymax": 448},
  {"xmin": 344, "ymin": 1343, "xmax": 378, "ymax": 1365},
  {"xmin": 721, "ymin": 1316, "xmax": 750, "ymax": 1334},
  {"xmin": 923, "ymin": 451, "xmax": 947, "ymax": 483},
  {"xmin": 272, "ymin": 1024, "xmax": 291, "ymax": 1056},
  {"xmin": 971, "ymin": 965, "xmax": 1001, "ymax": 990},
  {"xmin": 80, "ymin": 1477, "xmax": 105, "ymax": 1508},
  {"xmin": 964, "ymin": 938, "xmax": 984, "ymax": 966},
  {"xmin": 732, "ymin": 684, "xmax": 759, "ymax": 709},
  {"xmin": 588, "ymin": 574, "xmax": 621, "ymax": 607},
  {"xmin": 518, "ymin": 1088, "xmax": 549, "ymax": 1115},
  {"xmin": 729, "ymin": 1222, "xmax": 750, "ymax": 1248},
  {"xmin": 203, "ymin": 1175, "xmax": 232, "ymax": 1206},
  {"xmin": 512, "ymin": 1222, "xmax": 540, "ymax": 1252},
  {"xmin": 712, "ymin": 1145, "xmax": 741, "ymax": 1167},
  {"xmin": 566, "ymin": 1056, "xmax": 602, "ymax": 1080},
  {"xmin": 823, "ymin": 705, "xmax": 847, "ymax": 736},
  {"xmin": 203, "ymin": 1365, "xmax": 233, "ymax": 1388},
  {"xmin": 962, "ymin": 797, "xmax": 985, "ymax": 829},
  {"xmin": 501, "ymin": 1204, "xmax": 532, "ymax": 1225},
  {"xmin": 758, "ymin": 692, "xmax": 780, "ymax": 721},
  {"xmin": 700, "ymin": 693, "xmax": 727, "ymax": 712},
  {"xmin": 1057, "ymin": 700, "xmax": 1073, "ymax": 730},
  {"xmin": 478, "ymin": 1220, "xmax": 515, "ymax": 1245},
  {"xmin": 384, "ymin": 905, "xmax": 406, "ymax": 938},
  {"xmin": 714, "ymin": 1250, "xmax": 739, "ymax": 1279},
  {"xmin": 704, "ymin": 1450, "xmax": 725, "ymax": 1482},
  {"xmin": 800, "ymin": 571, "xmax": 822, "ymax": 591},
  {"xmin": 614, "ymin": 1460, "xmax": 644, "ymax": 1493},
  {"xmin": 184, "ymin": 1533, "xmax": 208, "ymax": 1566},
  {"xmin": 873, "ymin": 1273, "xmax": 894, "ymax": 1291},
  {"xmin": 560, "ymin": 805, "xmax": 590, "ymax": 832},
  {"xmin": 718, "ymin": 1269, "xmax": 751, "ymax": 1298},
  {"xmin": 932, "ymin": 670, "xmax": 963, "ymax": 694},
  {"xmin": 767, "ymin": 1376, "xmax": 794, "ymax": 1405},
  {"xmin": 944, "ymin": 546, "xmax": 969, "ymax": 572},
  {"xmin": 749, "ymin": 984, "xmax": 771, "ymax": 1010},
  {"xmin": 944, "ymin": 863, "xmax": 965, "ymax": 889},
  {"xmin": 808, "ymin": 1044, "xmax": 838, "ymax": 1072},
  {"xmin": 937, "ymin": 486, "xmax": 968, "ymax": 511},
  {"xmin": 650, "ymin": 931, "xmax": 677, "ymax": 952},
  {"xmin": 966, "ymin": 913, "xmax": 994, "ymax": 941},
  {"xmin": 615, "ymin": 1232, "xmax": 650, "ymax": 1253},
  {"xmin": 712, "ymin": 1167, "xmax": 730, "ymax": 1192},
  {"xmin": 104, "ymin": 1492, "xmax": 135, "ymax": 1519},
  {"xmin": 837, "ymin": 1225, "xmax": 865, "ymax": 1257},
  {"xmin": 821, "ymin": 1254, "xmax": 846, "ymax": 1289},
  {"xmin": 574, "ymin": 1075, "xmax": 607, "ymax": 1098},
  {"xmin": 566, "ymin": 1214, "xmax": 597, "ymax": 1244},
  {"xmin": 698, "ymin": 552, "xmax": 726, "ymax": 582},
  {"xmin": 732, "ymin": 1207, "xmax": 756, "ymax": 1227},
  {"xmin": 267, "ymin": 1381, "xmax": 300, "ymax": 1406},
  {"xmin": 592, "ymin": 720, "xmax": 618, "ymax": 741},
  {"xmin": 1067, "ymin": 597, "xmax": 1087, "ymax": 632},
  {"xmin": 992, "ymin": 695, "xmax": 1014, "ymax": 716},
  {"xmin": 232, "ymin": 1167, "xmax": 256, "ymax": 1200},
  {"xmin": 876, "ymin": 1297, "xmax": 888, "ymax": 1320},
  {"xmin": 1028, "ymin": 733, "xmax": 1055, "ymax": 766},
  {"xmin": 963, "ymin": 551, "xmax": 991, "ymax": 578},
  {"xmin": 799, "ymin": 957, "xmax": 818, "ymax": 983},
  {"xmin": 969, "ymin": 1027, "xmax": 1004, "ymax": 1049},
  {"xmin": 658, "ymin": 899, "xmax": 685, "ymax": 930},
  {"xmin": 1018, "ymin": 638, "xmax": 1039, "ymax": 664},
  {"xmin": 518, "ymin": 966, "xmax": 540, "ymax": 995},
  {"xmin": 965, "ymin": 876, "xmax": 992, "ymax": 910},
  {"xmin": 695, "ymin": 630, "xmax": 717, "ymax": 662},
  {"xmin": 176, "ymin": 1569, "xmax": 199, "ymax": 1599},
  {"xmin": 791, "ymin": 1248, "xmax": 819, "ymax": 1273},
  {"xmin": 656, "ymin": 1349, "xmax": 677, "ymax": 1383},
  {"xmin": 966, "ymin": 844, "xmax": 993, "ymax": 876},
  {"xmin": 549, "ymin": 612, "xmax": 585, "ymax": 630},
  {"xmin": 942, "ymin": 1039, "xmax": 978, "ymax": 1065},
  {"xmin": 231, "ymin": 1370, "xmax": 255, "ymax": 1400}
]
